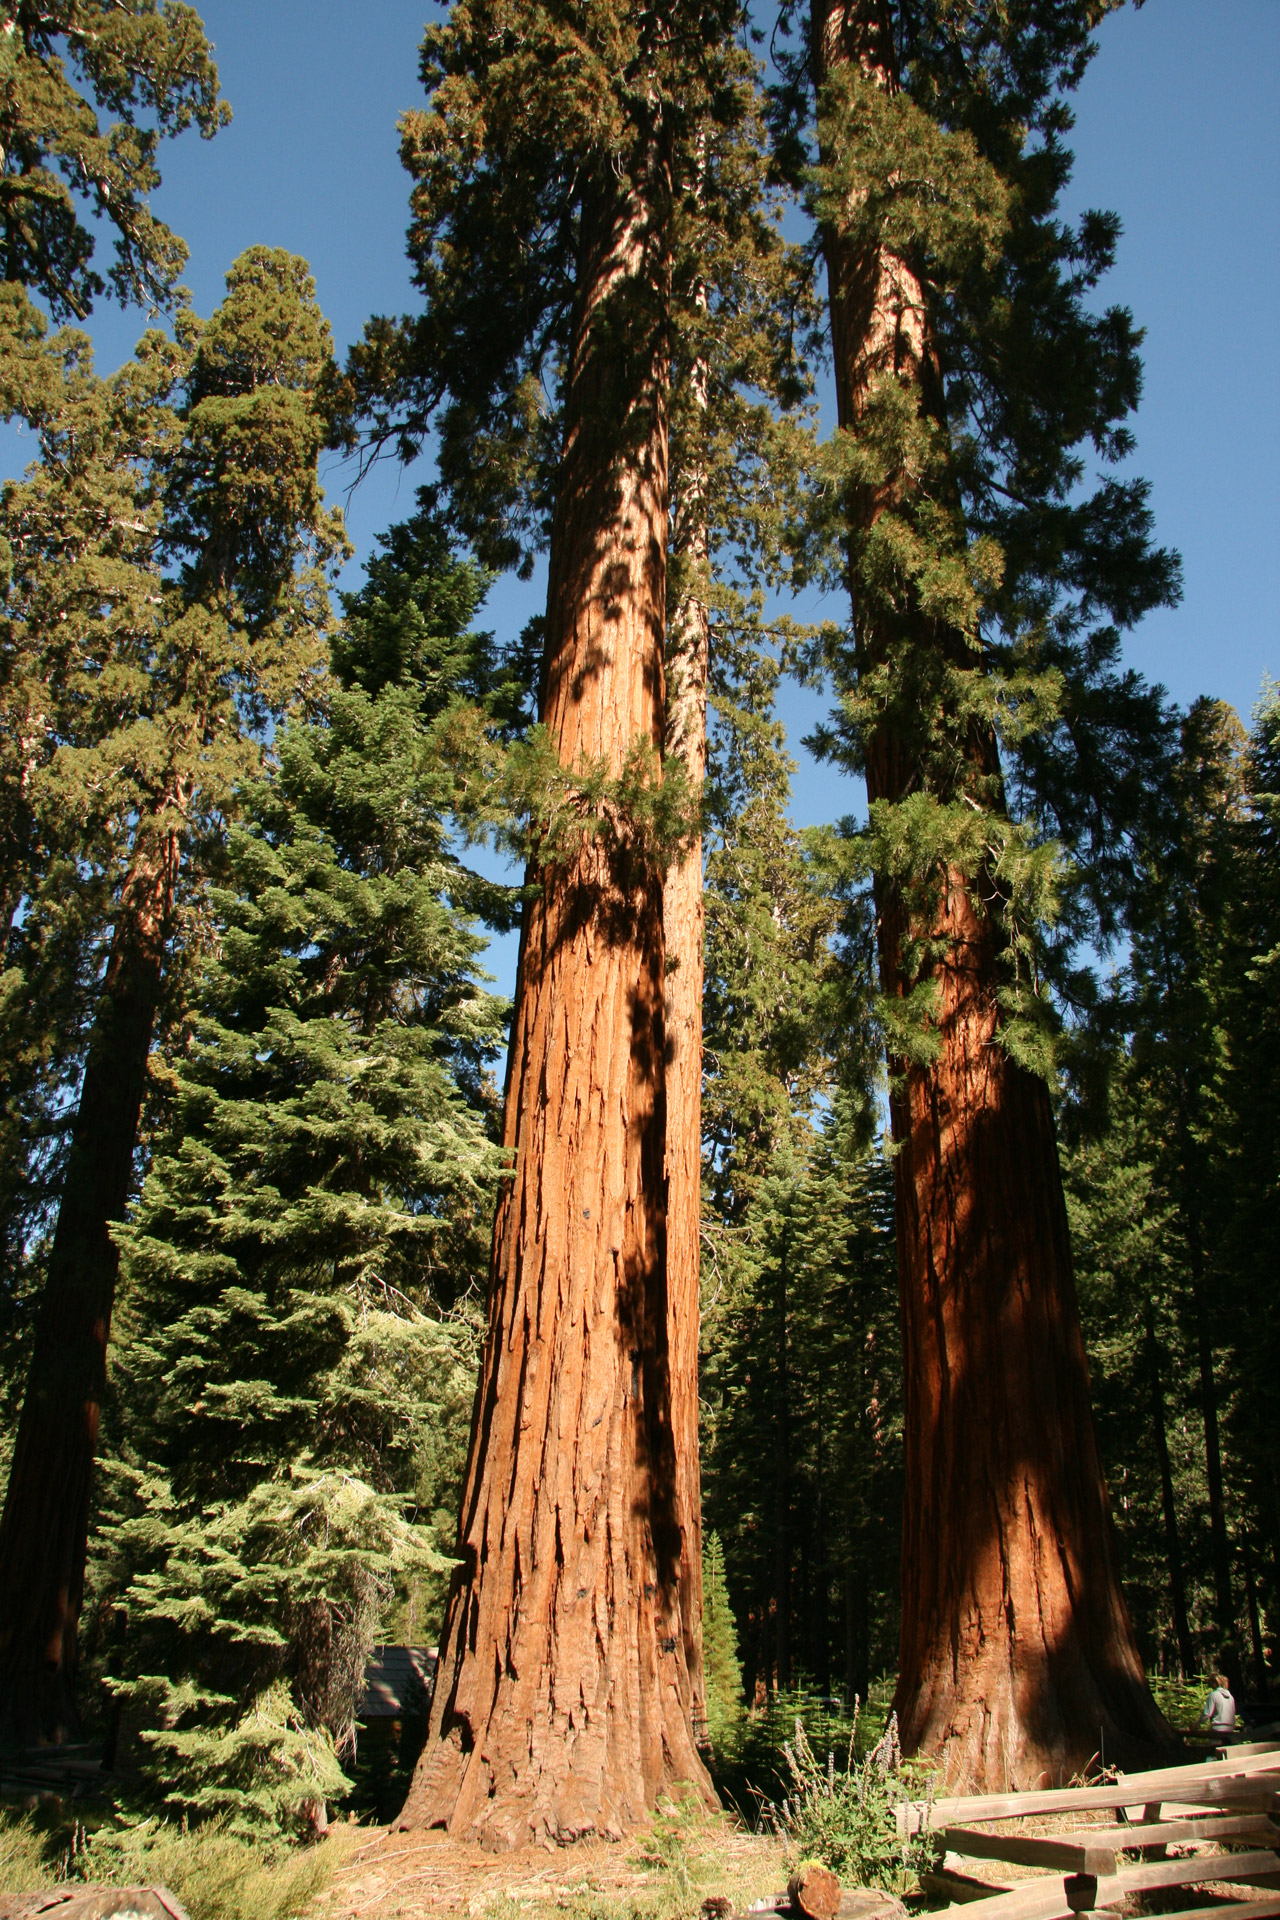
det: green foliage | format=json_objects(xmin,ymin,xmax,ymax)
[
  {"xmin": 0, "ymin": 248, "xmax": 345, "ymax": 1502},
  {"xmin": 94, "ymin": 498, "xmax": 508, "ymax": 1829},
  {"xmin": 0, "ymin": 0, "xmax": 229, "ymax": 323},
  {"xmin": 782, "ymin": 1, "xmax": 1181, "ymax": 1069},
  {"xmin": 767, "ymin": 1713, "xmax": 939, "ymax": 1894},
  {"xmin": 702, "ymin": 1532, "xmax": 744, "ymax": 1752},
  {"xmin": 0, "ymin": 1810, "xmax": 341, "ymax": 1920},
  {"xmin": 698, "ymin": 635, "xmax": 902, "ymax": 1710},
  {"xmin": 1063, "ymin": 684, "xmax": 1280, "ymax": 1683}
]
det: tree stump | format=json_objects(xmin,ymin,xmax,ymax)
[{"xmin": 788, "ymin": 1864, "xmax": 842, "ymax": 1920}]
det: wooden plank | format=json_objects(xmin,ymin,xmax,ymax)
[
  {"xmin": 1092, "ymin": 1813, "xmax": 1279, "ymax": 1850},
  {"xmin": 1134, "ymin": 1903, "xmax": 1280, "ymax": 1920},
  {"xmin": 942, "ymin": 1830, "xmax": 1118, "ymax": 1876},
  {"xmin": 1065, "ymin": 1847, "xmax": 1280, "ymax": 1913},
  {"xmin": 944, "ymin": 1814, "xmax": 1278, "ymax": 1871},
  {"xmin": 1223, "ymin": 1745, "xmax": 1280, "ymax": 1761},
  {"xmin": 932, "ymin": 1875, "xmax": 1081, "ymax": 1920},
  {"xmin": 933, "ymin": 1845, "xmax": 1280, "ymax": 1920},
  {"xmin": 903, "ymin": 1765, "xmax": 1280, "ymax": 1834},
  {"xmin": 924, "ymin": 1868, "xmax": 1013, "ymax": 1904}
]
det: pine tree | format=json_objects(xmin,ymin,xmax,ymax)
[
  {"xmin": 0, "ymin": 0, "xmax": 228, "ymax": 324},
  {"xmin": 0, "ymin": 248, "xmax": 344, "ymax": 1742},
  {"xmin": 97, "ymin": 499, "xmax": 509, "ymax": 1831},
  {"xmin": 778, "ymin": 0, "xmax": 1181, "ymax": 1781},
  {"xmin": 700, "ymin": 1532, "xmax": 744, "ymax": 1750}
]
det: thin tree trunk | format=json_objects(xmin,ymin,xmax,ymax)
[
  {"xmin": 1162, "ymin": 952, "xmax": 1234, "ymax": 1635},
  {"xmin": 1144, "ymin": 1305, "xmax": 1194, "ymax": 1676},
  {"xmin": 813, "ymin": 0, "xmax": 1167, "ymax": 1788},
  {"xmin": 400, "ymin": 162, "xmax": 713, "ymax": 1848},
  {"xmin": 0, "ymin": 808, "xmax": 181, "ymax": 1744},
  {"xmin": 664, "ymin": 280, "xmax": 711, "ymax": 1752},
  {"xmin": 774, "ymin": 1221, "xmax": 791, "ymax": 1691},
  {"xmin": 1190, "ymin": 1270, "xmax": 1234, "ymax": 1634}
]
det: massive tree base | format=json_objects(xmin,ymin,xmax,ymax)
[
  {"xmin": 397, "ymin": 170, "xmax": 714, "ymax": 1852},
  {"xmin": 890, "ymin": 995, "xmax": 1175, "ymax": 1792}
]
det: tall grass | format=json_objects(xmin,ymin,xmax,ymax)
[{"xmin": 0, "ymin": 1811, "xmax": 348, "ymax": 1920}]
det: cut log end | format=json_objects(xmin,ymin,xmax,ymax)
[{"xmin": 788, "ymin": 1863, "xmax": 842, "ymax": 1920}]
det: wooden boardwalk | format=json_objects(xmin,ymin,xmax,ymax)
[{"xmin": 896, "ymin": 1742, "xmax": 1280, "ymax": 1920}]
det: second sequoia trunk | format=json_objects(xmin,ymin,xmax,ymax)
[
  {"xmin": 813, "ymin": 0, "xmax": 1169, "ymax": 1786},
  {"xmin": 401, "ymin": 163, "xmax": 713, "ymax": 1847}
]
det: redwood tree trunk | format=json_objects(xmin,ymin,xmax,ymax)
[
  {"xmin": 663, "ymin": 335, "xmax": 711, "ymax": 1752},
  {"xmin": 814, "ymin": 0, "xmax": 1168, "ymax": 1788},
  {"xmin": 0, "ymin": 815, "xmax": 179, "ymax": 1745},
  {"xmin": 401, "ymin": 163, "xmax": 713, "ymax": 1847}
]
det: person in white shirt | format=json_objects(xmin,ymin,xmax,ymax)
[{"xmin": 1198, "ymin": 1672, "xmax": 1238, "ymax": 1736}]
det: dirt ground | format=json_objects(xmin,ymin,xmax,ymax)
[{"xmin": 320, "ymin": 1807, "xmax": 788, "ymax": 1920}]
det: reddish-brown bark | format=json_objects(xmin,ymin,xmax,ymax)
[
  {"xmin": 0, "ymin": 808, "xmax": 181, "ymax": 1744},
  {"xmin": 813, "ymin": 0, "xmax": 1169, "ymax": 1788},
  {"xmin": 662, "ymin": 545, "xmax": 709, "ymax": 1751},
  {"xmin": 400, "ymin": 170, "xmax": 713, "ymax": 1847}
]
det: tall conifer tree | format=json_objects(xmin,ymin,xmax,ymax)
[
  {"xmin": 781, "ymin": 0, "xmax": 1181, "ymax": 1781},
  {"xmin": 346, "ymin": 0, "xmax": 808, "ymax": 1839},
  {"xmin": 0, "ymin": 249, "xmax": 344, "ymax": 1741},
  {"xmin": 98, "ymin": 501, "xmax": 507, "ymax": 1830}
]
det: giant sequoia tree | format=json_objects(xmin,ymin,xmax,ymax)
[
  {"xmin": 352, "ymin": 0, "xmax": 804, "ymax": 1843},
  {"xmin": 784, "ymin": 0, "xmax": 1182, "ymax": 1783},
  {"xmin": 353, "ymin": 0, "xmax": 771, "ymax": 1843}
]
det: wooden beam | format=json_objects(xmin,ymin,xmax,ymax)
[
  {"xmin": 943, "ymin": 1830, "xmax": 1118, "ymax": 1876},
  {"xmin": 932, "ymin": 1846, "xmax": 1280, "ymax": 1920},
  {"xmin": 944, "ymin": 1815, "xmax": 1280, "ymax": 1869},
  {"xmin": 924, "ymin": 1868, "xmax": 1013, "ymax": 1904},
  {"xmin": 1065, "ymin": 1847, "xmax": 1280, "ymax": 1914},
  {"xmin": 901, "ymin": 1763, "xmax": 1280, "ymax": 1834},
  {"xmin": 1130, "ymin": 1902, "xmax": 1280, "ymax": 1920},
  {"xmin": 1091, "ymin": 1814, "xmax": 1278, "ymax": 1852}
]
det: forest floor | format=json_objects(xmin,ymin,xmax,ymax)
[{"xmin": 320, "ymin": 1802, "xmax": 787, "ymax": 1920}]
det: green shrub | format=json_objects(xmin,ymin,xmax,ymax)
[
  {"xmin": 0, "ymin": 1808, "xmax": 350, "ymax": 1920},
  {"xmin": 767, "ymin": 1710, "xmax": 941, "ymax": 1894},
  {"xmin": 710, "ymin": 1681, "xmax": 894, "ymax": 1815}
]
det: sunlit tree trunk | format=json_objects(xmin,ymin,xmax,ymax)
[
  {"xmin": 813, "ymin": 0, "xmax": 1167, "ymax": 1788},
  {"xmin": 664, "ymin": 310, "xmax": 710, "ymax": 1751},
  {"xmin": 0, "ymin": 802, "xmax": 182, "ymax": 1744},
  {"xmin": 401, "ymin": 160, "xmax": 713, "ymax": 1847}
]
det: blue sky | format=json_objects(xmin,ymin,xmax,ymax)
[{"xmin": 6, "ymin": 0, "xmax": 1277, "ymax": 991}]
